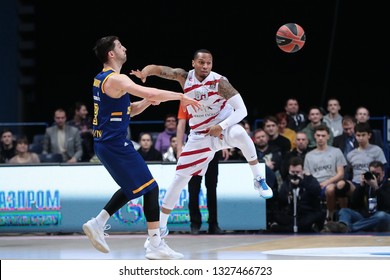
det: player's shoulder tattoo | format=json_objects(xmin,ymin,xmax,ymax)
[{"xmin": 218, "ymin": 77, "xmax": 239, "ymax": 99}]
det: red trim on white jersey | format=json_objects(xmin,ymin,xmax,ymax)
[{"xmin": 183, "ymin": 70, "xmax": 233, "ymax": 134}]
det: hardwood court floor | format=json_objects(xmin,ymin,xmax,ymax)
[{"xmin": 1, "ymin": 231, "xmax": 390, "ymax": 260}]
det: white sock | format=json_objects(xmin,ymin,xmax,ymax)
[
  {"xmin": 95, "ymin": 209, "xmax": 110, "ymax": 227},
  {"xmin": 159, "ymin": 212, "xmax": 170, "ymax": 229},
  {"xmin": 250, "ymin": 163, "xmax": 263, "ymax": 179},
  {"xmin": 148, "ymin": 228, "xmax": 161, "ymax": 247}
]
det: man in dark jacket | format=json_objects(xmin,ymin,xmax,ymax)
[
  {"xmin": 270, "ymin": 157, "xmax": 325, "ymax": 233},
  {"xmin": 324, "ymin": 160, "xmax": 390, "ymax": 233}
]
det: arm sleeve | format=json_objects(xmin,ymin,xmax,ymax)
[{"xmin": 218, "ymin": 94, "xmax": 247, "ymax": 130}]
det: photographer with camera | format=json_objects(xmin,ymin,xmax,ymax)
[
  {"xmin": 270, "ymin": 157, "xmax": 325, "ymax": 233},
  {"xmin": 324, "ymin": 160, "xmax": 390, "ymax": 233}
]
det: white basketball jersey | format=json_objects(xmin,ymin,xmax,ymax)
[{"xmin": 183, "ymin": 70, "xmax": 233, "ymax": 134}]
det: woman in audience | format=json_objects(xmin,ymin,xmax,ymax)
[{"xmin": 9, "ymin": 135, "xmax": 40, "ymax": 164}]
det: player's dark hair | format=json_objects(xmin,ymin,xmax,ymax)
[
  {"xmin": 93, "ymin": 36, "xmax": 119, "ymax": 64},
  {"xmin": 193, "ymin": 49, "xmax": 212, "ymax": 59}
]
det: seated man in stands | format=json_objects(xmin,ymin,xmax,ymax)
[
  {"xmin": 304, "ymin": 124, "xmax": 347, "ymax": 223},
  {"xmin": 67, "ymin": 101, "xmax": 94, "ymax": 162},
  {"xmin": 0, "ymin": 128, "xmax": 16, "ymax": 163},
  {"xmin": 323, "ymin": 160, "xmax": 390, "ymax": 233},
  {"xmin": 43, "ymin": 108, "xmax": 83, "ymax": 163},
  {"xmin": 271, "ymin": 157, "xmax": 325, "ymax": 233}
]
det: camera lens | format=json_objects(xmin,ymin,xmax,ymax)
[{"xmin": 364, "ymin": 172, "xmax": 374, "ymax": 180}]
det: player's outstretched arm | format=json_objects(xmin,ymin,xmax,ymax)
[
  {"xmin": 130, "ymin": 65, "xmax": 188, "ymax": 87},
  {"xmin": 106, "ymin": 73, "xmax": 200, "ymax": 110},
  {"xmin": 130, "ymin": 99, "xmax": 159, "ymax": 117}
]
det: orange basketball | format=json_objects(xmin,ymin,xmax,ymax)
[{"xmin": 276, "ymin": 23, "xmax": 306, "ymax": 53}]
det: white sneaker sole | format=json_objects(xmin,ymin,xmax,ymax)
[
  {"xmin": 82, "ymin": 223, "xmax": 110, "ymax": 253},
  {"xmin": 260, "ymin": 192, "xmax": 273, "ymax": 199},
  {"xmin": 145, "ymin": 252, "xmax": 184, "ymax": 260}
]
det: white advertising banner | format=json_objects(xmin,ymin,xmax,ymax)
[{"xmin": 0, "ymin": 162, "xmax": 266, "ymax": 233}]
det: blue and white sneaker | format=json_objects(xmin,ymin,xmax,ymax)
[
  {"xmin": 143, "ymin": 227, "xmax": 169, "ymax": 249},
  {"xmin": 254, "ymin": 176, "xmax": 273, "ymax": 199}
]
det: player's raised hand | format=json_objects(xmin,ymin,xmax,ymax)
[
  {"xmin": 129, "ymin": 69, "xmax": 147, "ymax": 83},
  {"xmin": 181, "ymin": 95, "xmax": 201, "ymax": 112}
]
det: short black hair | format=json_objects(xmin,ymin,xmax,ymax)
[
  {"xmin": 93, "ymin": 36, "xmax": 119, "ymax": 63},
  {"xmin": 354, "ymin": 122, "xmax": 372, "ymax": 134},
  {"xmin": 369, "ymin": 160, "xmax": 384, "ymax": 171},
  {"xmin": 193, "ymin": 49, "xmax": 212, "ymax": 59},
  {"xmin": 289, "ymin": 156, "xmax": 303, "ymax": 167}
]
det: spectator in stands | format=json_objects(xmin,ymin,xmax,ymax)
[
  {"xmin": 304, "ymin": 124, "xmax": 347, "ymax": 223},
  {"xmin": 302, "ymin": 106, "xmax": 334, "ymax": 150},
  {"xmin": 270, "ymin": 157, "xmax": 325, "ymax": 233},
  {"xmin": 323, "ymin": 98, "xmax": 343, "ymax": 137},
  {"xmin": 155, "ymin": 114, "xmax": 186, "ymax": 155},
  {"xmin": 280, "ymin": 131, "xmax": 309, "ymax": 180},
  {"xmin": 252, "ymin": 127, "xmax": 280, "ymax": 227},
  {"xmin": 323, "ymin": 160, "xmax": 390, "ymax": 233},
  {"xmin": 284, "ymin": 98, "xmax": 308, "ymax": 132},
  {"xmin": 67, "ymin": 101, "xmax": 94, "ymax": 162},
  {"xmin": 339, "ymin": 122, "xmax": 387, "ymax": 190},
  {"xmin": 9, "ymin": 135, "xmax": 40, "ymax": 164},
  {"xmin": 253, "ymin": 128, "xmax": 282, "ymax": 189},
  {"xmin": 240, "ymin": 119, "xmax": 253, "ymax": 139},
  {"xmin": 137, "ymin": 132, "xmax": 163, "ymax": 161},
  {"xmin": 332, "ymin": 115, "xmax": 358, "ymax": 160},
  {"xmin": 354, "ymin": 106, "xmax": 385, "ymax": 150},
  {"xmin": 43, "ymin": 108, "xmax": 83, "ymax": 163},
  {"xmin": 0, "ymin": 129, "xmax": 16, "ymax": 163},
  {"xmin": 275, "ymin": 112, "xmax": 297, "ymax": 150},
  {"xmin": 162, "ymin": 135, "xmax": 178, "ymax": 162},
  {"xmin": 263, "ymin": 115, "xmax": 291, "ymax": 158}
]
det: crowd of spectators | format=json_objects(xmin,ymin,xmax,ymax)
[{"xmin": 1, "ymin": 97, "xmax": 389, "ymax": 234}]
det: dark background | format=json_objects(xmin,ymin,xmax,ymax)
[{"xmin": 14, "ymin": 1, "xmax": 390, "ymax": 132}]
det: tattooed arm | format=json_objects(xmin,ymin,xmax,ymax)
[
  {"xmin": 218, "ymin": 77, "xmax": 239, "ymax": 100},
  {"xmin": 206, "ymin": 77, "xmax": 248, "ymax": 137},
  {"xmin": 130, "ymin": 65, "xmax": 188, "ymax": 89}
]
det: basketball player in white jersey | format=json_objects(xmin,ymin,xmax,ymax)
[{"xmin": 131, "ymin": 49, "xmax": 273, "ymax": 244}]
